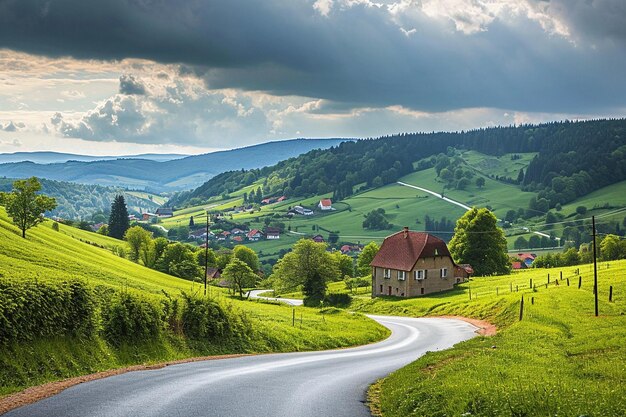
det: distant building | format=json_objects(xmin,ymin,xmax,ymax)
[
  {"xmin": 318, "ymin": 199, "xmax": 333, "ymax": 211},
  {"xmin": 156, "ymin": 207, "xmax": 174, "ymax": 218},
  {"xmin": 142, "ymin": 213, "xmax": 157, "ymax": 221},
  {"xmin": 516, "ymin": 253, "xmax": 537, "ymax": 267},
  {"xmin": 370, "ymin": 227, "xmax": 471, "ymax": 298},
  {"xmin": 312, "ymin": 234, "xmax": 325, "ymax": 243},
  {"xmin": 293, "ymin": 206, "xmax": 314, "ymax": 216},
  {"xmin": 277, "ymin": 196, "xmax": 287, "ymax": 202},
  {"xmin": 265, "ymin": 227, "xmax": 281, "ymax": 240},
  {"xmin": 247, "ymin": 229, "xmax": 263, "ymax": 241},
  {"xmin": 512, "ymin": 262, "xmax": 527, "ymax": 270}
]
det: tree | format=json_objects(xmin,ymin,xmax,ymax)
[
  {"xmin": 97, "ymin": 224, "xmax": 109, "ymax": 235},
  {"xmin": 157, "ymin": 243, "xmax": 199, "ymax": 280},
  {"xmin": 514, "ymin": 236, "xmax": 528, "ymax": 250},
  {"xmin": 332, "ymin": 251, "xmax": 354, "ymax": 278},
  {"xmin": 517, "ymin": 168, "xmax": 524, "ymax": 184},
  {"xmin": 528, "ymin": 235, "xmax": 541, "ymax": 248},
  {"xmin": 124, "ymin": 226, "xmax": 152, "ymax": 262},
  {"xmin": 439, "ymin": 168, "xmax": 453, "ymax": 182},
  {"xmin": 448, "ymin": 207, "xmax": 510, "ymax": 276},
  {"xmin": 357, "ymin": 242, "xmax": 379, "ymax": 276},
  {"xmin": 189, "ymin": 216, "xmax": 195, "ymax": 227},
  {"xmin": 233, "ymin": 245, "xmax": 260, "ymax": 272},
  {"xmin": 196, "ymin": 247, "xmax": 217, "ymax": 269},
  {"xmin": 600, "ymin": 234, "xmax": 622, "ymax": 261},
  {"xmin": 0, "ymin": 177, "xmax": 57, "ymax": 238},
  {"xmin": 475, "ymin": 177, "xmax": 485, "ymax": 188},
  {"xmin": 223, "ymin": 258, "xmax": 258, "ymax": 298},
  {"xmin": 363, "ymin": 208, "xmax": 392, "ymax": 230},
  {"xmin": 271, "ymin": 239, "xmax": 339, "ymax": 305},
  {"xmin": 108, "ymin": 195, "xmax": 130, "ymax": 239}
]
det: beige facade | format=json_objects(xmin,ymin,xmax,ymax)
[{"xmin": 371, "ymin": 255, "xmax": 462, "ymax": 297}]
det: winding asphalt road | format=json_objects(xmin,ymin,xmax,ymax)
[{"xmin": 5, "ymin": 315, "xmax": 476, "ymax": 417}]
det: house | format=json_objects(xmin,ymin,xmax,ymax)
[
  {"xmin": 232, "ymin": 236, "xmax": 243, "ymax": 242},
  {"xmin": 156, "ymin": 207, "xmax": 174, "ymax": 218},
  {"xmin": 90, "ymin": 222, "xmax": 106, "ymax": 232},
  {"xmin": 312, "ymin": 234, "xmax": 325, "ymax": 243},
  {"xmin": 293, "ymin": 205, "xmax": 314, "ymax": 216},
  {"xmin": 261, "ymin": 198, "xmax": 272, "ymax": 205},
  {"xmin": 206, "ymin": 267, "xmax": 221, "ymax": 280},
  {"xmin": 128, "ymin": 214, "xmax": 139, "ymax": 222},
  {"xmin": 516, "ymin": 253, "xmax": 536, "ymax": 267},
  {"xmin": 370, "ymin": 227, "xmax": 471, "ymax": 298},
  {"xmin": 189, "ymin": 229, "xmax": 214, "ymax": 240},
  {"xmin": 455, "ymin": 264, "xmax": 474, "ymax": 280},
  {"xmin": 340, "ymin": 244, "xmax": 363, "ymax": 255},
  {"xmin": 318, "ymin": 199, "xmax": 333, "ymax": 211},
  {"xmin": 277, "ymin": 196, "xmax": 287, "ymax": 202},
  {"xmin": 231, "ymin": 228, "xmax": 245, "ymax": 235},
  {"xmin": 142, "ymin": 213, "xmax": 157, "ymax": 221},
  {"xmin": 265, "ymin": 227, "xmax": 281, "ymax": 240},
  {"xmin": 247, "ymin": 229, "xmax": 263, "ymax": 241},
  {"xmin": 511, "ymin": 262, "xmax": 527, "ymax": 270}
]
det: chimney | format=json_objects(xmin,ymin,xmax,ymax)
[{"xmin": 403, "ymin": 226, "xmax": 409, "ymax": 238}]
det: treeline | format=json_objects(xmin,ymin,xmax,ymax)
[
  {"xmin": 0, "ymin": 177, "xmax": 159, "ymax": 220},
  {"xmin": 170, "ymin": 119, "xmax": 626, "ymax": 209},
  {"xmin": 533, "ymin": 234, "xmax": 626, "ymax": 268},
  {"xmin": 523, "ymin": 119, "xmax": 626, "ymax": 210}
]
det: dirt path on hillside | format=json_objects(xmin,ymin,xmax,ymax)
[{"xmin": 432, "ymin": 315, "xmax": 497, "ymax": 336}]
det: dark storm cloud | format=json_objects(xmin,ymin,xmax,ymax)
[
  {"xmin": 0, "ymin": 0, "xmax": 625, "ymax": 114},
  {"xmin": 119, "ymin": 74, "xmax": 146, "ymax": 95}
]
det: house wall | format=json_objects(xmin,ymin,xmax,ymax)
[{"xmin": 371, "ymin": 256, "xmax": 457, "ymax": 298}]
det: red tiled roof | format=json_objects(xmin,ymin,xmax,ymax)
[
  {"xmin": 370, "ymin": 229, "xmax": 453, "ymax": 271},
  {"xmin": 247, "ymin": 229, "xmax": 262, "ymax": 238},
  {"xmin": 319, "ymin": 199, "xmax": 332, "ymax": 207},
  {"xmin": 512, "ymin": 262, "xmax": 525, "ymax": 269},
  {"xmin": 517, "ymin": 253, "xmax": 536, "ymax": 260}
]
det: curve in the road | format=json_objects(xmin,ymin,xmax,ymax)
[
  {"xmin": 4, "ymin": 316, "xmax": 478, "ymax": 417},
  {"xmin": 247, "ymin": 289, "xmax": 304, "ymax": 306}
]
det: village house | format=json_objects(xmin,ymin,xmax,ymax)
[
  {"xmin": 516, "ymin": 253, "xmax": 537, "ymax": 267},
  {"xmin": 312, "ymin": 234, "xmax": 325, "ymax": 243},
  {"xmin": 142, "ymin": 212, "xmax": 157, "ymax": 221},
  {"xmin": 264, "ymin": 227, "xmax": 281, "ymax": 240},
  {"xmin": 230, "ymin": 228, "xmax": 245, "ymax": 235},
  {"xmin": 247, "ymin": 229, "xmax": 263, "ymax": 241},
  {"xmin": 155, "ymin": 207, "xmax": 174, "ymax": 218},
  {"xmin": 340, "ymin": 244, "xmax": 363, "ymax": 255},
  {"xmin": 293, "ymin": 205, "xmax": 314, "ymax": 216},
  {"xmin": 370, "ymin": 227, "xmax": 471, "ymax": 298},
  {"xmin": 318, "ymin": 199, "xmax": 333, "ymax": 211}
]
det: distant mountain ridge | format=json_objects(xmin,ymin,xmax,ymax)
[
  {"xmin": 0, "ymin": 139, "xmax": 347, "ymax": 191},
  {"xmin": 0, "ymin": 151, "xmax": 188, "ymax": 164}
]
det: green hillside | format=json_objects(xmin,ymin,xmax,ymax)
[{"xmin": 0, "ymin": 208, "xmax": 387, "ymax": 396}]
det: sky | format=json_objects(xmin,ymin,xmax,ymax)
[{"xmin": 0, "ymin": 0, "xmax": 625, "ymax": 156}]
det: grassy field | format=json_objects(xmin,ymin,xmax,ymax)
[
  {"xmin": 0, "ymin": 207, "xmax": 388, "ymax": 396},
  {"xmin": 355, "ymin": 261, "xmax": 626, "ymax": 417},
  {"xmin": 460, "ymin": 150, "xmax": 537, "ymax": 179}
]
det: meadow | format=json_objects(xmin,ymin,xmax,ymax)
[
  {"xmin": 0, "ymin": 208, "xmax": 388, "ymax": 396},
  {"xmin": 357, "ymin": 261, "xmax": 626, "ymax": 417}
]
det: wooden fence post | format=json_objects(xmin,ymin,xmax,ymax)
[
  {"xmin": 560, "ymin": 271, "xmax": 563, "ymax": 280},
  {"xmin": 578, "ymin": 276, "xmax": 582, "ymax": 289},
  {"xmin": 531, "ymin": 297, "xmax": 534, "ymax": 305},
  {"xmin": 510, "ymin": 283, "xmax": 513, "ymax": 292},
  {"xmin": 609, "ymin": 286, "xmax": 613, "ymax": 302},
  {"xmin": 548, "ymin": 273, "xmax": 550, "ymax": 283},
  {"xmin": 530, "ymin": 279, "xmax": 533, "ymax": 289},
  {"xmin": 519, "ymin": 296, "xmax": 524, "ymax": 321},
  {"xmin": 292, "ymin": 308, "xmax": 295, "ymax": 327},
  {"xmin": 567, "ymin": 278, "xmax": 570, "ymax": 286}
]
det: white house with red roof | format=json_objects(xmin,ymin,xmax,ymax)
[
  {"xmin": 247, "ymin": 229, "xmax": 263, "ymax": 241},
  {"xmin": 318, "ymin": 199, "xmax": 333, "ymax": 211}
]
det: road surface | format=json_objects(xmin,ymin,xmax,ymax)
[
  {"xmin": 247, "ymin": 289, "xmax": 304, "ymax": 306},
  {"xmin": 5, "ymin": 316, "xmax": 477, "ymax": 417}
]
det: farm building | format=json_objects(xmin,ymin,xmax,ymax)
[
  {"xmin": 312, "ymin": 235, "xmax": 325, "ymax": 243},
  {"xmin": 516, "ymin": 253, "xmax": 536, "ymax": 267},
  {"xmin": 318, "ymin": 199, "xmax": 333, "ymax": 211},
  {"xmin": 264, "ymin": 227, "xmax": 281, "ymax": 240},
  {"xmin": 370, "ymin": 227, "xmax": 471, "ymax": 298},
  {"xmin": 155, "ymin": 207, "xmax": 174, "ymax": 217},
  {"xmin": 247, "ymin": 229, "xmax": 263, "ymax": 241}
]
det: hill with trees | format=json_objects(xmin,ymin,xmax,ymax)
[{"xmin": 169, "ymin": 119, "xmax": 626, "ymax": 210}]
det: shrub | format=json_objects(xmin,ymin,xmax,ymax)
[
  {"xmin": 102, "ymin": 291, "xmax": 163, "ymax": 346},
  {"xmin": 52, "ymin": 222, "xmax": 59, "ymax": 231},
  {"xmin": 0, "ymin": 279, "xmax": 96, "ymax": 345},
  {"xmin": 323, "ymin": 293, "xmax": 352, "ymax": 308},
  {"xmin": 181, "ymin": 294, "xmax": 232, "ymax": 341}
]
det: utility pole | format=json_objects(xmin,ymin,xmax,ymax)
[
  {"xmin": 592, "ymin": 215, "xmax": 599, "ymax": 317},
  {"xmin": 204, "ymin": 212, "xmax": 210, "ymax": 297}
]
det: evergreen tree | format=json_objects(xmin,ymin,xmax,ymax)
[
  {"xmin": 517, "ymin": 168, "xmax": 525, "ymax": 184},
  {"xmin": 108, "ymin": 195, "xmax": 130, "ymax": 240},
  {"xmin": 189, "ymin": 216, "xmax": 195, "ymax": 227},
  {"xmin": 449, "ymin": 208, "xmax": 510, "ymax": 276}
]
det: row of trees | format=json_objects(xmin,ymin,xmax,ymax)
[{"xmin": 533, "ymin": 234, "xmax": 626, "ymax": 268}]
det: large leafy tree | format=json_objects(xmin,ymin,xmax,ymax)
[
  {"xmin": 357, "ymin": 242, "xmax": 379, "ymax": 277},
  {"xmin": 0, "ymin": 177, "xmax": 56, "ymax": 238},
  {"xmin": 271, "ymin": 239, "xmax": 339, "ymax": 305},
  {"xmin": 157, "ymin": 242, "xmax": 200, "ymax": 280},
  {"xmin": 222, "ymin": 258, "xmax": 258, "ymax": 298},
  {"xmin": 233, "ymin": 245, "xmax": 260, "ymax": 272},
  {"xmin": 449, "ymin": 207, "xmax": 510, "ymax": 276},
  {"xmin": 108, "ymin": 195, "xmax": 130, "ymax": 240},
  {"xmin": 124, "ymin": 226, "xmax": 152, "ymax": 262}
]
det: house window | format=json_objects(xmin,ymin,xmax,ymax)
[
  {"xmin": 440, "ymin": 268, "xmax": 448, "ymax": 278},
  {"xmin": 383, "ymin": 269, "xmax": 391, "ymax": 279},
  {"xmin": 434, "ymin": 248, "xmax": 439, "ymax": 256},
  {"xmin": 414, "ymin": 270, "xmax": 424, "ymax": 280},
  {"xmin": 397, "ymin": 271, "xmax": 406, "ymax": 280}
]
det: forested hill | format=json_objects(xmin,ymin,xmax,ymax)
[{"xmin": 169, "ymin": 119, "xmax": 626, "ymax": 209}]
